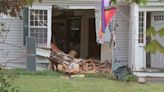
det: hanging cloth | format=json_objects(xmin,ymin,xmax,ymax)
[{"xmin": 97, "ymin": 0, "xmax": 117, "ymax": 44}]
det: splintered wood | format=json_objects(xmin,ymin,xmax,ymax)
[{"xmin": 49, "ymin": 43, "xmax": 111, "ymax": 74}]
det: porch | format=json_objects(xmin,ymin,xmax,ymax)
[{"xmin": 129, "ymin": 2, "xmax": 164, "ymax": 77}]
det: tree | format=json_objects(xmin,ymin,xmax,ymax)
[
  {"xmin": 112, "ymin": 0, "xmax": 148, "ymax": 4},
  {"xmin": 0, "ymin": 0, "xmax": 41, "ymax": 17},
  {"xmin": 144, "ymin": 27, "xmax": 164, "ymax": 54}
]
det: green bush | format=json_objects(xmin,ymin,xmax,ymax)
[
  {"xmin": 121, "ymin": 74, "xmax": 138, "ymax": 82},
  {"xmin": 0, "ymin": 69, "xmax": 20, "ymax": 92}
]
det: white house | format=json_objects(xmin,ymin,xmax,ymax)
[{"xmin": 0, "ymin": 0, "xmax": 164, "ymax": 77}]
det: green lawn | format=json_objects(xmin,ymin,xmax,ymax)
[{"xmin": 15, "ymin": 75, "xmax": 164, "ymax": 92}]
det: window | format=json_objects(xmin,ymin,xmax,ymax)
[
  {"xmin": 29, "ymin": 9, "xmax": 48, "ymax": 47},
  {"xmin": 138, "ymin": 12, "xmax": 144, "ymax": 44},
  {"xmin": 154, "ymin": 15, "xmax": 164, "ymax": 21}
]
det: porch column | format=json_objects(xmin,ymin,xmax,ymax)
[
  {"xmin": 47, "ymin": 7, "xmax": 52, "ymax": 48},
  {"xmin": 129, "ymin": 3, "xmax": 141, "ymax": 71},
  {"xmin": 80, "ymin": 15, "xmax": 89, "ymax": 58}
]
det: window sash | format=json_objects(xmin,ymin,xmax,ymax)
[
  {"xmin": 138, "ymin": 11, "xmax": 146, "ymax": 45},
  {"xmin": 29, "ymin": 9, "xmax": 48, "ymax": 47}
]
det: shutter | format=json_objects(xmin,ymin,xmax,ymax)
[{"xmin": 23, "ymin": 7, "xmax": 29, "ymax": 45}]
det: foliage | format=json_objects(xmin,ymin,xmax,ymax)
[
  {"xmin": 0, "ymin": 23, "xmax": 9, "ymax": 39},
  {"xmin": 146, "ymin": 27, "xmax": 157, "ymax": 36},
  {"xmin": 120, "ymin": 74, "xmax": 138, "ymax": 82},
  {"xmin": 145, "ymin": 27, "xmax": 164, "ymax": 54},
  {"xmin": 0, "ymin": 0, "xmax": 41, "ymax": 18},
  {"xmin": 145, "ymin": 40, "xmax": 164, "ymax": 54},
  {"xmin": 111, "ymin": 0, "xmax": 148, "ymax": 4},
  {"xmin": 126, "ymin": 0, "xmax": 148, "ymax": 4},
  {"xmin": 0, "ymin": 69, "xmax": 20, "ymax": 92},
  {"xmin": 158, "ymin": 28, "xmax": 164, "ymax": 37}
]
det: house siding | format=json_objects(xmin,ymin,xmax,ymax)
[
  {"xmin": 115, "ymin": 5, "xmax": 130, "ymax": 65},
  {"xmin": 0, "ymin": 17, "xmax": 26, "ymax": 65},
  {"xmin": 128, "ymin": 19, "xmax": 133, "ymax": 68}
]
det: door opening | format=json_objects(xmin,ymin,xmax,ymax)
[
  {"xmin": 146, "ymin": 12, "xmax": 151, "ymax": 68},
  {"xmin": 146, "ymin": 11, "xmax": 164, "ymax": 69},
  {"xmin": 88, "ymin": 18, "xmax": 100, "ymax": 59},
  {"xmin": 51, "ymin": 6, "xmax": 100, "ymax": 58}
]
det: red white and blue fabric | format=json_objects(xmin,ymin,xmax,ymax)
[{"xmin": 97, "ymin": 0, "xmax": 117, "ymax": 44}]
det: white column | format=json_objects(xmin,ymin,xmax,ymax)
[
  {"xmin": 47, "ymin": 7, "xmax": 52, "ymax": 48},
  {"xmin": 129, "ymin": 3, "xmax": 141, "ymax": 71},
  {"xmin": 80, "ymin": 15, "xmax": 89, "ymax": 58}
]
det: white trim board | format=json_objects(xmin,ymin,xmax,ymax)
[
  {"xmin": 134, "ymin": 72, "xmax": 164, "ymax": 77},
  {"xmin": 36, "ymin": 48, "xmax": 51, "ymax": 58},
  {"xmin": 68, "ymin": 6, "xmax": 95, "ymax": 9},
  {"xmin": 139, "ymin": 6, "xmax": 164, "ymax": 11}
]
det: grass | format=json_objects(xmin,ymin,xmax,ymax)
[
  {"xmin": 2, "ymin": 69, "xmax": 164, "ymax": 92},
  {"xmin": 15, "ymin": 75, "xmax": 164, "ymax": 92},
  {"xmin": 0, "ymin": 68, "xmax": 62, "ymax": 76}
]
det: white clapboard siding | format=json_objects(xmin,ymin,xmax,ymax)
[
  {"xmin": 0, "ymin": 16, "xmax": 25, "ymax": 64},
  {"xmin": 34, "ymin": 0, "xmax": 101, "ymax": 8},
  {"xmin": 115, "ymin": 5, "xmax": 129, "ymax": 64}
]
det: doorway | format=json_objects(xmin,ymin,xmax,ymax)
[
  {"xmin": 51, "ymin": 8, "xmax": 81, "ymax": 57},
  {"xmin": 146, "ymin": 11, "xmax": 164, "ymax": 69},
  {"xmin": 150, "ymin": 11, "xmax": 164, "ymax": 68},
  {"xmin": 88, "ymin": 18, "xmax": 100, "ymax": 59},
  {"xmin": 51, "ymin": 6, "xmax": 100, "ymax": 58}
]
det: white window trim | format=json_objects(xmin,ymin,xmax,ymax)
[
  {"xmin": 28, "ymin": 5, "xmax": 52, "ymax": 48},
  {"xmin": 69, "ymin": 6, "xmax": 95, "ymax": 9},
  {"xmin": 138, "ymin": 11, "xmax": 147, "ymax": 46}
]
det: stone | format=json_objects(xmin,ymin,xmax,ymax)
[{"xmin": 138, "ymin": 77, "xmax": 146, "ymax": 83}]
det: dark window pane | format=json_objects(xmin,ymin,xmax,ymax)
[
  {"xmin": 35, "ymin": 10, "xmax": 38, "ymax": 14},
  {"xmin": 44, "ymin": 10, "xmax": 47, "ymax": 15},
  {"xmin": 44, "ymin": 16, "xmax": 47, "ymax": 20},
  {"xmin": 39, "ymin": 10, "xmax": 43, "ymax": 14},
  {"xmin": 30, "ymin": 15, "xmax": 34, "ymax": 20},
  {"xmin": 44, "ymin": 21, "xmax": 47, "ymax": 26},
  {"xmin": 35, "ymin": 21, "xmax": 38, "ymax": 26},
  {"xmin": 40, "ymin": 15, "xmax": 43, "ymax": 20},
  {"xmin": 30, "ymin": 21, "xmax": 34, "ymax": 26}
]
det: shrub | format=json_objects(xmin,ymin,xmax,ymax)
[{"xmin": 0, "ymin": 69, "xmax": 20, "ymax": 92}]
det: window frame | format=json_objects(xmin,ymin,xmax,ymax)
[
  {"xmin": 138, "ymin": 11, "xmax": 147, "ymax": 46},
  {"xmin": 28, "ymin": 5, "xmax": 52, "ymax": 48}
]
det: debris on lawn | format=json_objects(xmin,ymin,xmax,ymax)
[
  {"xmin": 113, "ymin": 65, "xmax": 138, "ymax": 82},
  {"xmin": 48, "ymin": 43, "xmax": 112, "ymax": 75},
  {"xmin": 138, "ymin": 77, "xmax": 146, "ymax": 84}
]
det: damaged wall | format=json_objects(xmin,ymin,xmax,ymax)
[
  {"xmin": 114, "ymin": 5, "xmax": 130, "ymax": 64},
  {"xmin": 100, "ymin": 5, "xmax": 130, "ymax": 63}
]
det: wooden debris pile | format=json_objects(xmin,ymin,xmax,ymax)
[{"xmin": 48, "ymin": 43, "xmax": 112, "ymax": 74}]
